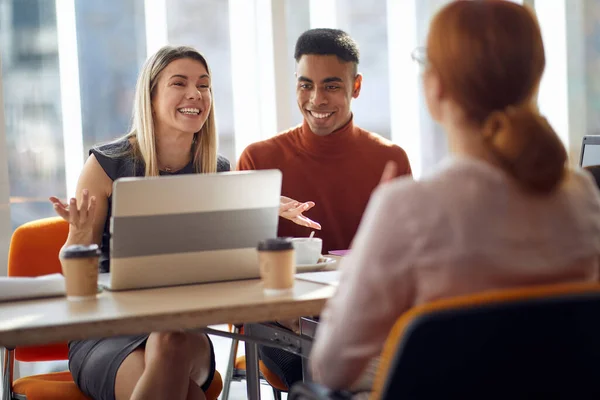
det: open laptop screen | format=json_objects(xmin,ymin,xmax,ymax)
[{"xmin": 580, "ymin": 136, "xmax": 600, "ymax": 167}]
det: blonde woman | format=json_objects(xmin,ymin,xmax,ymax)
[{"xmin": 49, "ymin": 45, "xmax": 315, "ymax": 400}]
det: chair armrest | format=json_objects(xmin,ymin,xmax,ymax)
[{"xmin": 288, "ymin": 382, "xmax": 353, "ymax": 400}]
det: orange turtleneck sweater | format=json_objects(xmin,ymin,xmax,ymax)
[{"xmin": 237, "ymin": 118, "xmax": 412, "ymax": 253}]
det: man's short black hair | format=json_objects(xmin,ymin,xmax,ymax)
[{"xmin": 294, "ymin": 28, "xmax": 360, "ymax": 65}]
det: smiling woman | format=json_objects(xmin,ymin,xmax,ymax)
[
  {"xmin": 111, "ymin": 46, "xmax": 219, "ymax": 177},
  {"xmin": 151, "ymin": 58, "xmax": 214, "ymax": 173},
  {"xmin": 47, "ymin": 45, "xmax": 226, "ymax": 400},
  {"xmin": 43, "ymin": 43, "xmax": 323, "ymax": 400}
]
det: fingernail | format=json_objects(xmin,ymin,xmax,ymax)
[{"xmin": 83, "ymin": 189, "xmax": 88, "ymax": 195}]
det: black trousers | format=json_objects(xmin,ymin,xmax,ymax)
[{"xmin": 258, "ymin": 344, "xmax": 303, "ymax": 389}]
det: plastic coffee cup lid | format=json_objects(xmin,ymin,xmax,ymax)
[
  {"xmin": 60, "ymin": 244, "xmax": 101, "ymax": 259},
  {"xmin": 257, "ymin": 238, "xmax": 293, "ymax": 251}
]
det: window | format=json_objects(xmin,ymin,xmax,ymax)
[
  {"xmin": 584, "ymin": 3, "xmax": 600, "ymax": 138},
  {"xmin": 2, "ymin": 0, "xmax": 600, "ymax": 254},
  {"xmin": 1, "ymin": 0, "xmax": 65, "ymax": 230},
  {"xmin": 338, "ymin": 0, "xmax": 392, "ymax": 139},
  {"xmin": 166, "ymin": 0, "xmax": 235, "ymax": 162},
  {"xmin": 285, "ymin": 0, "xmax": 310, "ymax": 128},
  {"xmin": 76, "ymin": 0, "xmax": 146, "ymax": 153}
]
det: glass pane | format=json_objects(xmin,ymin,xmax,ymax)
[
  {"xmin": 166, "ymin": 0, "xmax": 236, "ymax": 163},
  {"xmin": 338, "ymin": 0, "xmax": 392, "ymax": 139},
  {"xmin": 0, "ymin": 0, "xmax": 66, "ymax": 230},
  {"xmin": 75, "ymin": 0, "xmax": 146, "ymax": 154},
  {"xmin": 586, "ymin": 2, "xmax": 600, "ymax": 136},
  {"xmin": 416, "ymin": 0, "xmax": 452, "ymax": 173},
  {"xmin": 285, "ymin": 0, "xmax": 310, "ymax": 128}
]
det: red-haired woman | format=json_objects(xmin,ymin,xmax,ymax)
[{"xmin": 310, "ymin": 0, "xmax": 600, "ymax": 390}]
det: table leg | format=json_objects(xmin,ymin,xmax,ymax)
[
  {"xmin": 201, "ymin": 323, "xmax": 314, "ymax": 398},
  {"xmin": 221, "ymin": 325, "xmax": 240, "ymax": 400},
  {"xmin": 301, "ymin": 355, "xmax": 312, "ymax": 382},
  {"xmin": 300, "ymin": 317, "xmax": 319, "ymax": 382},
  {"xmin": 244, "ymin": 339, "xmax": 261, "ymax": 400},
  {"xmin": 1, "ymin": 347, "xmax": 11, "ymax": 400}
]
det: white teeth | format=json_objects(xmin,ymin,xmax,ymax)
[
  {"xmin": 178, "ymin": 108, "xmax": 200, "ymax": 115},
  {"xmin": 310, "ymin": 111, "xmax": 333, "ymax": 119}
]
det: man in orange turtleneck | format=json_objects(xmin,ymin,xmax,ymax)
[
  {"xmin": 238, "ymin": 28, "xmax": 411, "ymax": 255},
  {"xmin": 236, "ymin": 28, "xmax": 412, "ymax": 388}
]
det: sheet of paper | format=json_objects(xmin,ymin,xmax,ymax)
[
  {"xmin": 0, "ymin": 273, "xmax": 66, "ymax": 302},
  {"xmin": 328, "ymin": 249, "xmax": 350, "ymax": 256},
  {"xmin": 295, "ymin": 270, "xmax": 341, "ymax": 286}
]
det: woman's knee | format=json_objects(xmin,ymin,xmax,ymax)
[
  {"xmin": 145, "ymin": 332, "xmax": 210, "ymax": 368},
  {"xmin": 187, "ymin": 333, "xmax": 212, "ymax": 383},
  {"xmin": 191, "ymin": 332, "xmax": 210, "ymax": 356},
  {"xmin": 145, "ymin": 332, "xmax": 195, "ymax": 366}
]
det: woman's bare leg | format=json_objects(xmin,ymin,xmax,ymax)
[
  {"xmin": 186, "ymin": 379, "xmax": 207, "ymax": 400},
  {"xmin": 114, "ymin": 349, "xmax": 145, "ymax": 400},
  {"xmin": 114, "ymin": 332, "xmax": 212, "ymax": 400},
  {"xmin": 187, "ymin": 333, "xmax": 212, "ymax": 389},
  {"xmin": 185, "ymin": 332, "xmax": 212, "ymax": 400}
]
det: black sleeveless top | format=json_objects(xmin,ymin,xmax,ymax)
[{"xmin": 90, "ymin": 139, "xmax": 231, "ymax": 273}]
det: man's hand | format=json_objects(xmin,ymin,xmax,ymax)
[
  {"xmin": 279, "ymin": 196, "xmax": 322, "ymax": 230},
  {"xmin": 379, "ymin": 160, "xmax": 399, "ymax": 184}
]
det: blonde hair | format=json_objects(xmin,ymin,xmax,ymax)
[{"xmin": 104, "ymin": 45, "xmax": 217, "ymax": 176}]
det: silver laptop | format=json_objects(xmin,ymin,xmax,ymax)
[
  {"xmin": 98, "ymin": 169, "xmax": 282, "ymax": 291},
  {"xmin": 580, "ymin": 135, "xmax": 600, "ymax": 167}
]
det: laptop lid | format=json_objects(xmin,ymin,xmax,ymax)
[
  {"xmin": 105, "ymin": 169, "xmax": 281, "ymax": 290},
  {"xmin": 579, "ymin": 135, "xmax": 600, "ymax": 167}
]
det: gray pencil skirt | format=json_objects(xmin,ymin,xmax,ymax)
[{"xmin": 68, "ymin": 334, "xmax": 216, "ymax": 400}]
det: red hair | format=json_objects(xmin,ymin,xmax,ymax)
[{"xmin": 427, "ymin": 0, "xmax": 566, "ymax": 194}]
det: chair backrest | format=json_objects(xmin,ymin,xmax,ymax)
[
  {"xmin": 371, "ymin": 282, "xmax": 600, "ymax": 399},
  {"xmin": 8, "ymin": 216, "xmax": 70, "ymax": 362}
]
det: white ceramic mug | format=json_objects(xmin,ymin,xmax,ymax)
[{"xmin": 290, "ymin": 237, "xmax": 322, "ymax": 265}]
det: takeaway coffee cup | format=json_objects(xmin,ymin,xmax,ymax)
[
  {"xmin": 257, "ymin": 238, "xmax": 295, "ymax": 295},
  {"xmin": 60, "ymin": 244, "xmax": 100, "ymax": 301}
]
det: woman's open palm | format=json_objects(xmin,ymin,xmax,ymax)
[{"xmin": 49, "ymin": 189, "xmax": 97, "ymax": 232}]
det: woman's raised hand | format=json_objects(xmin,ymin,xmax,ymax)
[{"xmin": 49, "ymin": 189, "xmax": 97, "ymax": 233}]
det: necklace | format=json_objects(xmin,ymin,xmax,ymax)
[
  {"xmin": 159, "ymin": 147, "xmax": 194, "ymax": 173},
  {"xmin": 160, "ymin": 161, "xmax": 188, "ymax": 173}
]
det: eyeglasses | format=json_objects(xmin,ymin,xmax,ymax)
[{"xmin": 411, "ymin": 47, "xmax": 427, "ymax": 66}]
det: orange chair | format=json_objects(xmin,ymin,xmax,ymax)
[
  {"xmin": 290, "ymin": 281, "xmax": 600, "ymax": 399},
  {"xmin": 6, "ymin": 217, "xmax": 222, "ymax": 400},
  {"xmin": 221, "ymin": 324, "xmax": 287, "ymax": 400}
]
